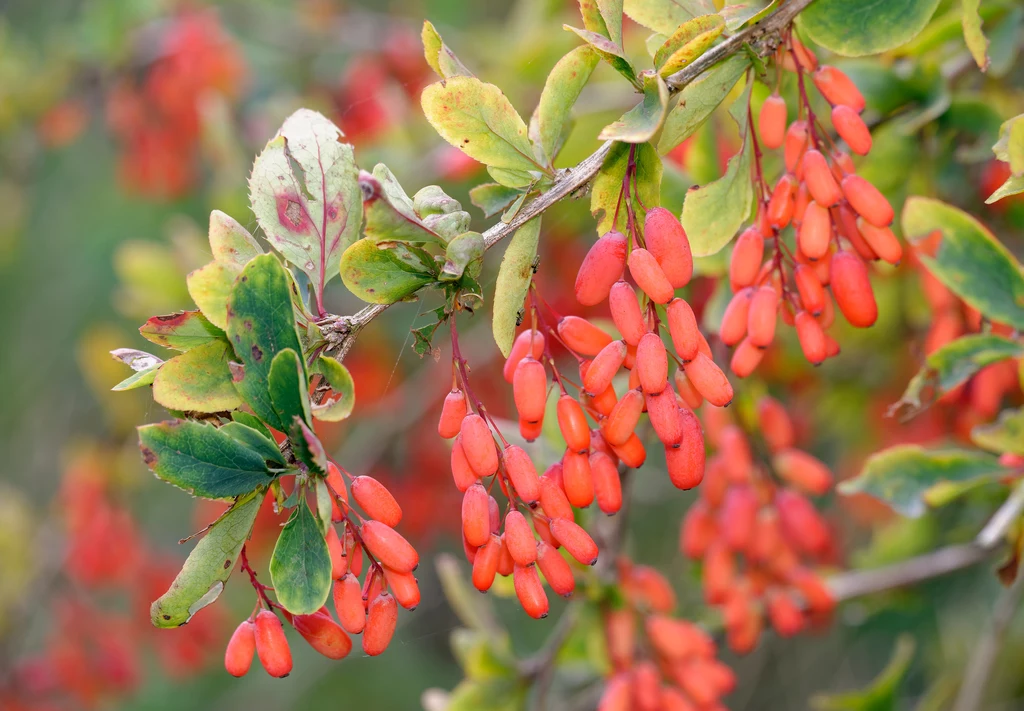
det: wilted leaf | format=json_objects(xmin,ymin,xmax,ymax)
[
  {"xmin": 152, "ymin": 340, "xmax": 242, "ymax": 413},
  {"xmin": 889, "ymin": 334, "xmax": 1024, "ymax": 419},
  {"xmin": 563, "ymin": 25, "xmax": 638, "ymax": 87},
  {"xmin": 441, "ymin": 232, "xmax": 485, "ymax": 281},
  {"xmin": 110, "ymin": 348, "xmax": 163, "ymax": 372},
  {"xmin": 360, "ymin": 171, "xmax": 442, "ymax": 245},
  {"xmin": 682, "ymin": 80, "xmax": 754, "ymax": 257},
  {"xmin": 340, "ymin": 239, "xmax": 435, "ymax": 304},
  {"xmin": 311, "ymin": 355, "xmax": 355, "ymax": 422},
  {"xmin": 802, "ymin": 0, "xmax": 942, "ymax": 57},
  {"xmin": 140, "ymin": 311, "xmax": 224, "ymax": 351},
  {"xmin": 902, "ymin": 197, "xmax": 1024, "ymax": 329},
  {"xmin": 493, "ymin": 217, "xmax": 541, "ymax": 357},
  {"xmin": 599, "ymin": 72, "xmax": 670, "ymax": 143},
  {"xmin": 658, "ymin": 54, "xmax": 749, "ymax": 153},
  {"xmin": 529, "ymin": 46, "xmax": 599, "ymax": 165},
  {"xmin": 208, "ymin": 210, "xmax": 261, "ymax": 268},
  {"xmin": 249, "ymin": 109, "xmax": 362, "ymax": 294},
  {"xmin": 270, "ymin": 498, "xmax": 333, "ymax": 615},
  {"xmin": 150, "ymin": 490, "xmax": 264, "ymax": 628},
  {"xmin": 592, "ymin": 141, "xmax": 662, "ymax": 234},
  {"xmin": 422, "ymin": 20, "xmax": 473, "ymax": 79},
  {"xmin": 839, "ymin": 445, "xmax": 1006, "ymax": 517},
  {"xmin": 654, "ymin": 15, "xmax": 725, "ymax": 77},
  {"xmin": 138, "ymin": 420, "xmax": 275, "ymax": 499},
  {"xmin": 973, "ymin": 408, "xmax": 1024, "ymax": 457}
]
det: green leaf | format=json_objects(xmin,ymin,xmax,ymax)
[
  {"xmin": 220, "ymin": 422, "xmax": 287, "ymax": 466},
  {"xmin": 962, "ymin": 0, "xmax": 989, "ymax": 71},
  {"xmin": 658, "ymin": 54, "xmax": 749, "ymax": 154},
  {"xmin": 901, "ymin": 197, "xmax": 1024, "ymax": 328},
  {"xmin": 682, "ymin": 80, "xmax": 754, "ymax": 257},
  {"xmin": 812, "ymin": 636, "xmax": 915, "ymax": 711},
  {"xmin": 208, "ymin": 210, "xmax": 261, "ymax": 268},
  {"xmin": 422, "ymin": 20, "xmax": 472, "ymax": 79},
  {"xmin": 152, "ymin": 340, "xmax": 242, "ymax": 413},
  {"xmin": 414, "ymin": 185, "xmax": 464, "ymax": 217},
  {"xmin": 421, "ymin": 77, "xmax": 541, "ymax": 175},
  {"xmin": 986, "ymin": 173, "xmax": 1024, "ymax": 203},
  {"xmin": 598, "ymin": 0, "xmax": 624, "ymax": 46},
  {"xmin": 412, "ymin": 306, "xmax": 449, "ymax": 357},
  {"xmin": 441, "ymin": 232, "xmax": 485, "ymax": 282},
  {"xmin": 469, "ymin": 183, "xmax": 524, "ymax": 218},
  {"xmin": 112, "ymin": 364, "xmax": 161, "ymax": 392},
  {"xmin": 599, "ymin": 72, "xmax": 670, "ymax": 143},
  {"xmin": 138, "ymin": 420, "xmax": 274, "ymax": 499},
  {"xmin": 231, "ymin": 411, "xmax": 273, "ymax": 439},
  {"xmin": 373, "ymin": 163, "xmax": 417, "ymax": 214},
  {"xmin": 889, "ymin": 334, "xmax": 1024, "ymax": 419},
  {"xmin": 592, "ymin": 141, "xmax": 663, "ymax": 234},
  {"xmin": 993, "ymin": 115, "xmax": 1024, "ymax": 175},
  {"xmin": 623, "ymin": 0, "xmax": 711, "ymax": 34},
  {"xmin": 360, "ymin": 171, "xmax": 443, "ymax": 245},
  {"xmin": 270, "ymin": 498, "xmax": 333, "ymax": 615},
  {"xmin": 486, "ymin": 166, "xmax": 535, "ymax": 189},
  {"xmin": 563, "ymin": 25, "xmax": 638, "ymax": 87},
  {"xmin": 493, "ymin": 217, "xmax": 542, "ymax": 357},
  {"xmin": 249, "ymin": 109, "xmax": 362, "ymax": 292},
  {"xmin": 268, "ymin": 348, "xmax": 312, "ymax": 434},
  {"xmin": 973, "ymin": 408, "xmax": 1024, "ymax": 457},
  {"xmin": 529, "ymin": 46, "xmax": 599, "ymax": 166},
  {"xmin": 312, "ymin": 355, "xmax": 356, "ymax": 422},
  {"xmin": 721, "ymin": 1, "xmax": 775, "ymax": 31},
  {"xmin": 801, "ymin": 0, "xmax": 942, "ymax": 57},
  {"xmin": 839, "ymin": 445, "xmax": 1006, "ymax": 517},
  {"xmin": 654, "ymin": 15, "xmax": 726, "ymax": 77},
  {"xmin": 186, "ymin": 261, "xmax": 237, "ymax": 330},
  {"xmin": 292, "ymin": 418, "xmax": 328, "ymax": 474},
  {"xmin": 140, "ymin": 311, "xmax": 225, "ymax": 351},
  {"xmin": 150, "ymin": 489, "xmax": 264, "ymax": 628},
  {"xmin": 225, "ymin": 255, "xmax": 306, "ymax": 431},
  {"xmin": 340, "ymin": 239, "xmax": 435, "ymax": 305}
]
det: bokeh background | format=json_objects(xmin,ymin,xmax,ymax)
[{"xmin": 2, "ymin": 0, "xmax": 1024, "ymax": 709}]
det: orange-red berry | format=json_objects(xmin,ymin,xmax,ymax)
[
  {"xmin": 460, "ymin": 413, "xmax": 498, "ymax": 477},
  {"xmin": 576, "ymin": 230, "xmax": 628, "ymax": 306},
  {"xmin": 683, "ymin": 353, "xmax": 734, "ymax": 407},
  {"xmin": 759, "ymin": 94, "xmax": 788, "ymax": 149},
  {"xmin": 360, "ymin": 520, "xmax": 419, "ymax": 573},
  {"xmin": 549, "ymin": 517, "xmax": 599, "ymax": 566},
  {"xmin": 558, "ymin": 315, "xmax": 613, "ymax": 355},
  {"xmin": 514, "ymin": 563, "xmax": 549, "ymax": 618},
  {"xmin": 351, "ymin": 476, "xmax": 402, "ymax": 527},
  {"xmin": 363, "ymin": 592, "xmax": 398, "ymax": 656},
  {"xmin": 644, "ymin": 207, "xmax": 693, "ymax": 288},
  {"xmin": 628, "ymin": 248, "xmax": 675, "ymax": 304},
  {"xmin": 224, "ymin": 619, "xmax": 256, "ymax": 677},
  {"xmin": 254, "ymin": 610, "xmax": 292, "ymax": 678},
  {"xmin": 813, "ymin": 65, "xmax": 866, "ymax": 113},
  {"xmin": 830, "ymin": 250, "xmax": 878, "ymax": 327}
]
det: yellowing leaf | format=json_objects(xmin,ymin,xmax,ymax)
[
  {"xmin": 658, "ymin": 54, "xmax": 749, "ymax": 154},
  {"xmin": 654, "ymin": 15, "xmax": 725, "ymax": 77},
  {"xmin": 493, "ymin": 217, "xmax": 542, "ymax": 357},
  {"xmin": 529, "ymin": 46, "xmax": 599, "ymax": 166},
  {"xmin": 186, "ymin": 261, "xmax": 237, "ymax": 330},
  {"xmin": 422, "ymin": 20, "xmax": 473, "ymax": 79},
  {"xmin": 591, "ymin": 142, "xmax": 662, "ymax": 234},
  {"xmin": 152, "ymin": 340, "xmax": 242, "ymax": 413},
  {"xmin": 599, "ymin": 73, "xmax": 670, "ymax": 143},
  {"xmin": 208, "ymin": 210, "xmax": 261, "ymax": 268}
]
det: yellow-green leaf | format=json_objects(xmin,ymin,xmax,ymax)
[
  {"xmin": 802, "ymin": 0, "xmax": 942, "ymax": 57},
  {"xmin": 623, "ymin": 0, "xmax": 710, "ymax": 34},
  {"xmin": 312, "ymin": 355, "xmax": 355, "ymax": 422},
  {"xmin": 340, "ymin": 238, "xmax": 435, "ymax": 305},
  {"xmin": 599, "ymin": 72, "xmax": 670, "ymax": 143},
  {"xmin": 972, "ymin": 407, "xmax": 1024, "ymax": 457},
  {"xmin": 152, "ymin": 340, "xmax": 242, "ymax": 413},
  {"xmin": 591, "ymin": 141, "xmax": 662, "ymax": 234},
  {"xmin": 658, "ymin": 54, "xmax": 749, "ymax": 154},
  {"xmin": 186, "ymin": 261, "xmax": 237, "ymax": 330},
  {"xmin": 493, "ymin": 217, "xmax": 542, "ymax": 357},
  {"xmin": 654, "ymin": 15, "xmax": 725, "ymax": 78},
  {"xmin": 563, "ymin": 25, "xmax": 638, "ymax": 87},
  {"xmin": 208, "ymin": 210, "xmax": 261, "ymax": 268},
  {"xmin": 422, "ymin": 20, "xmax": 472, "ymax": 79},
  {"xmin": 962, "ymin": 0, "xmax": 989, "ymax": 70},
  {"xmin": 529, "ymin": 46, "xmax": 599, "ymax": 166}
]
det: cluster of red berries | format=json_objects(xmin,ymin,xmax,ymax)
[
  {"xmin": 723, "ymin": 35, "xmax": 899, "ymax": 376},
  {"xmin": 680, "ymin": 397, "xmax": 837, "ymax": 653},
  {"xmin": 105, "ymin": 10, "xmax": 245, "ymax": 198},
  {"xmin": 598, "ymin": 558, "xmax": 735, "ymax": 711},
  {"xmin": 224, "ymin": 461, "xmax": 419, "ymax": 677}
]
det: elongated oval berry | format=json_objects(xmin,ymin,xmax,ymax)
[
  {"xmin": 680, "ymin": 501, "xmax": 715, "ymax": 558},
  {"xmin": 644, "ymin": 207, "xmax": 693, "ymax": 288},
  {"xmin": 784, "ymin": 120, "xmax": 809, "ymax": 172},
  {"xmin": 759, "ymin": 94, "xmax": 787, "ymax": 149},
  {"xmin": 609, "ymin": 432, "xmax": 646, "ymax": 468},
  {"xmin": 556, "ymin": 395, "xmax": 590, "ymax": 453},
  {"xmin": 561, "ymin": 448, "xmax": 594, "ymax": 508},
  {"xmin": 757, "ymin": 396, "xmax": 795, "ymax": 452},
  {"xmin": 773, "ymin": 448, "xmax": 833, "ymax": 495},
  {"xmin": 768, "ymin": 173, "xmax": 797, "ymax": 229},
  {"xmin": 599, "ymin": 673, "xmax": 632, "ymax": 711},
  {"xmin": 747, "ymin": 286, "xmax": 779, "ymax": 348},
  {"xmin": 635, "ymin": 332, "xmax": 668, "ymax": 394},
  {"xmin": 590, "ymin": 451, "xmax": 622, "ymax": 515},
  {"xmin": 361, "ymin": 520, "xmax": 419, "ymax": 573},
  {"xmin": 798, "ymin": 201, "xmax": 832, "ymax": 260},
  {"xmin": 225, "ymin": 620, "xmax": 257, "ymax": 677},
  {"xmin": 450, "ymin": 436, "xmax": 479, "ymax": 492},
  {"xmin": 472, "ymin": 534, "xmax": 502, "ymax": 591},
  {"xmin": 513, "ymin": 357, "xmax": 547, "ymax": 424},
  {"xmin": 608, "ymin": 280, "xmax": 647, "ymax": 347},
  {"xmin": 603, "ymin": 388, "xmax": 644, "ymax": 446},
  {"xmin": 794, "ymin": 264, "xmax": 826, "ymax": 315},
  {"xmin": 345, "ymin": 529, "xmax": 363, "ymax": 577},
  {"xmin": 462, "ymin": 483, "xmax": 490, "ymax": 547},
  {"xmin": 326, "ymin": 525, "xmax": 347, "ymax": 579},
  {"xmin": 438, "ymin": 389, "xmax": 467, "ymax": 438},
  {"xmin": 665, "ymin": 298, "xmax": 700, "ymax": 362},
  {"xmin": 684, "ymin": 352, "xmax": 734, "ymax": 407},
  {"xmin": 575, "ymin": 231, "xmax": 628, "ymax": 306},
  {"xmin": 720, "ymin": 287, "xmax": 753, "ymax": 346},
  {"xmin": 292, "ymin": 611, "xmax": 352, "ymax": 660},
  {"xmin": 496, "ymin": 534, "xmax": 515, "ymax": 576},
  {"xmin": 514, "ymin": 563, "xmax": 549, "ymax": 618},
  {"xmin": 790, "ymin": 568, "xmax": 836, "ymax": 614},
  {"xmin": 830, "ymin": 250, "xmax": 877, "ymax": 327},
  {"xmin": 842, "ymin": 174, "xmax": 894, "ymax": 227},
  {"xmin": 503, "ymin": 330, "xmax": 545, "ymax": 383},
  {"xmin": 325, "ymin": 462, "xmax": 347, "ymax": 522},
  {"xmin": 832, "ymin": 105, "xmax": 871, "ymax": 155},
  {"xmin": 813, "ymin": 65, "xmax": 865, "ymax": 113},
  {"xmin": 767, "ymin": 592, "xmax": 805, "ymax": 637},
  {"xmin": 254, "ymin": 610, "xmax": 292, "ymax": 678},
  {"xmin": 628, "ymin": 565, "xmax": 676, "ymax": 613},
  {"xmin": 857, "ymin": 219, "xmax": 902, "ymax": 265},
  {"xmin": 539, "ymin": 470, "xmax": 574, "ymax": 520},
  {"xmin": 730, "ymin": 337, "xmax": 764, "ymax": 377},
  {"xmin": 351, "ymin": 476, "xmax": 402, "ymax": 527},
  {"xmin": 558, "ymin": 316, "xmax": 613, "ymax": 356},
  {"xmin": 536, "ymin": 540, "xmax": 575, "ymax": 597},
  {"xmin": 549, "ymin": 518, "xmax": 599, "ymax": 565},
  {"xmin": 645, "ymin": 389, "xmax": 683, "ymax": 447},
  {"xmin": 673, "ymin": 368, "xmax": 704, "ymax": 409},
  {"xmin": 776, "ymin": 491, "xmax": 831, "ymax": 556},
  {"xmin": 803, "ymin": 150, "xmax": 843, "ymax": 207},
  {"xmin": 835, "ymin": 203, "xmax": 876, "ymax": 261},
  {"xmin": 503, "ymin": 510, "xmax": 537, "ymax": 566},
  {"xmin": 583, "ymin": 340, "xmax": 626, "ymax": 395},
  {"xmin": 382, "ymin": 566, "xmax": 420, "ymax": 610},
  {"xmin": 628, "ymin": 248, "xmax": 675, "ymax": 303},
  {"xmin": 363, "ymin": 592, "xmax": 398, "ymax": 656},
  {"xmin": 460, "ymin": 414, "xmax": 498, "ymax": 477},
  {"xmin": 795, "ymin": 310, "xmax": 828, "ymax": 364},
  {"xmin": 720, "ymin": 486, "xmax": 758, "ymax": 552},
  {"xmin": 730, "ymin": 227, "xmax": 765, "ymax": 290},
  {"xmin": 793, "ymin": 181, "xmax": 812, "ymax": 225}
]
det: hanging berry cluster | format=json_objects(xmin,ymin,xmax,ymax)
[
  {"xmin": 599, "ymin": 557, "xmax": 736, "ymax": 711},
  {"xmin": 724, "ymin": 34, "xmax": 901, "ymax": 376},
  {"xmin": 680, "ymin": 397, "xmax": 837, "ymax": 654},
  {"xmin": 224, "ymin": 462, "xmax": 419, "ymax": 677}
]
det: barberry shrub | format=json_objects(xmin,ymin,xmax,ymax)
[{"xmin": 95, "ymin": 0, "xmax": 1024, "ymax": 707}]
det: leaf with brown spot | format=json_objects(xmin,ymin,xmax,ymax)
[
  {"xmin": 152, "ymin": 340, "xmax": 242, "ymax": 413},
  {"xmin": 140, "ymin": 310, "xmax": 225, "ymax": 351}
]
